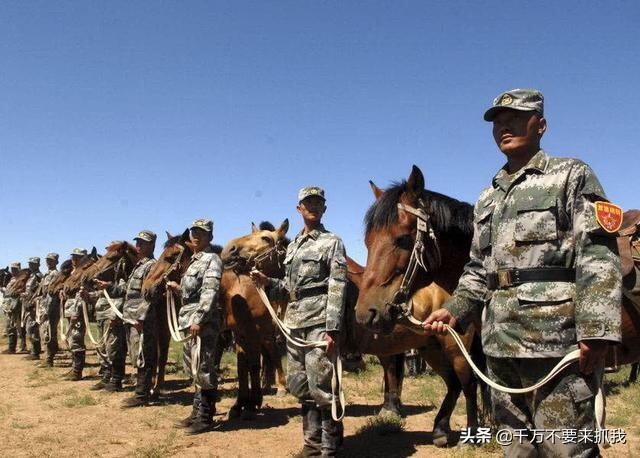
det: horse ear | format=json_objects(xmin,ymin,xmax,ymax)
[
  {"xmin": 181, "ymin": 228, "xmax": 190, "ymax": 243},
  {"xmin": 165, "ymin": 231, "xmax": 173, "ymax": 240},
  {"xmin": 369, "ymin": 180, "xmax": 384, "ymax": 200},
  {"xmin": 276, "ymin": 219, "xmax": 289, "ymax": 238},
  {"xmin": 90, "ymin": 247, "xmax": 98, "ymax": 258},
  {"xmin": 407, "ymin": 165, "xmax": 425, "ymax": 196},
  {"xmin": 251, "ymin": 222, "xmax": 259, "ymax": 234}
]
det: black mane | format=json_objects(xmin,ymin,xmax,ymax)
[{"xmin": 364, "ymin": 181, "xmax": 474, "ymax": 242}]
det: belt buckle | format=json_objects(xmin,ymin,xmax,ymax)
[
  {"xmin": 497, "ymin": 270, "xmax": 512, "ymax": 289},
  {"xmin": 289, "ymin": 290, "xmax": 298, "ymax": 301}
]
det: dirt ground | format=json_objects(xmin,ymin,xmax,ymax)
[{"xmin": 0, "ymin": 325, "xmax": 638, "ymax": 457}]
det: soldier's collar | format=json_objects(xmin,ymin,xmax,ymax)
[
  {"xmin": 492, "ymin": 149, "xmax": 549, "ymax": 187},
  {"xmin": 297, "ymin": 224, "xmax": 326, "ymax": 241}
]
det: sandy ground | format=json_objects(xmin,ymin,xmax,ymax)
[{"xmin": 0, "ymin": 334, "xmax": 637, "ymax": 457}]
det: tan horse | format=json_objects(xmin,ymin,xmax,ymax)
[
  {"xmin": 220, "ymin": 220, "xmax": 289, "ymax": 419},
  {"xmin": 354, "ymin": 166, "xmax": 485, "ymax": 447}
]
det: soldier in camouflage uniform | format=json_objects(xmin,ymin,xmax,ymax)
[
  {"xmin": 424, "ymin": 89, "xmax": 622, "ymax": 457},
  {"xmin": 2, "ymin": 262, "xmax": 23, "ymax": 354},
  {"xmin": 252, "ymin": 187, "xmax": 348, "ymax": 457},
  {"xmin": 168, "ymin": 219, "xmax": 223, "ymax": 435},
  {"xmin": 96, "ymin": 230, "xmax": 156, "ymax": 399},
  {"xmin": 22, "ymin": 257, "xmax": 43, "ymax": 360},
  {"xmin": 61, "ymin": 248, "xmax": 89, "ymax": 381},
  {"xmin": 36, "ymin": 253, "xmax": 62, "ymax": 367}
]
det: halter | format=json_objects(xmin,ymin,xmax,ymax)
[
  {"xmin": 163, "ymin": 244, "xmax": 187, "ymax": 281},
  {"xmin": 386, "ymin": 200, "xmax": 442, "ymax": 321},
  {"xmin": 224, "ymin": 242, "xmax": 287, "ymax": 275}
]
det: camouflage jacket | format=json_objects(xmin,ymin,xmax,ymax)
[
  {"xmin": 1, "ymin": 278, "xmax": 20, "ymax": 312},
  {"xmin": 88, "ymin": 291, "xmax": 124, "ymax": 322},
  {"xmin": 22, "ymin": 271, "xmax": 43, "ymax": 310},
  {"xmin": 177, "ymin": 246, "xmax": 223, "ymax": 329},
  {"xmin": 268, "ymin": 224, "xmax": 348, "ymax": 331},
  {"xmin": 36, "ymin": 269, "xmax": 61, "ymax": 322},
  {"xmin": 109, "ymin": 257, "xmax": 155, "ymax": 322},
  {"xmin": 447, "ymin": 150, "xmax": 622, "ymax": 358}
]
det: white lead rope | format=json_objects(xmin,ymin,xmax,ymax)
[
  {"xmin": 166, "ymin": 290, "xmax": 201, "ymax": 388},
  {"xmin": 254, "ymin": 281, "xmax": 345, "ymax": 422},
  {"xmin": 102, "ymin": 290, "xmax": 145, "ymax": 369},
  {"xmin": 406, "ymin": 314, "xmax": 606, "ymax": 435}
]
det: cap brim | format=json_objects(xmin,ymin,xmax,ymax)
[
  {"xmin": 299, "ymin": 195, "xmax": 326, "ymax": 203},
  {"xmin": 484, "ymin": 106, "xmax": 538, "ymax": 121},
  {"xmin": 134, "ymin": 237, "xmax": 153, "ymax": 242},
  {"xmin": 190, "ymin": 226, "xmax": 212, "ymax": 232}
]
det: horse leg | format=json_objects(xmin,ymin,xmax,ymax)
[
  {"xmin": 154, "ymin": 316, "xmax": 170, "ymax": 392},
  {"xmin": 263, "ymin": 337, "xmax": 287, "ymax": 396},
  {"xmin": 630, "ymin": 362, "xmax": 639, "ymax": 384},
  {"xmin": 229, "ymin": 342, "xmax": 247, "ymax": 420},
  {"xmin": 378, "ymin": 353, "xmax": 405, "ymax": 416},
  {"xmin": 244, "ymin": 340, "xmax": 263, "ymax": 419}
]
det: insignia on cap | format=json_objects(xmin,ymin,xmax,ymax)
[
  {"xmin": 595, "ymin": 201, "xmax": 623, "ymax": 233},
  {"xmin": 499, "ymin": 94, "xmax": 513, "ymax": 106}
]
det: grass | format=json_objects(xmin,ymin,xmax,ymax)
[
  {"xmin": 61, "ymin": 391, "xmax": 97, "ymax": 408},
  {"xmin": 356, "ymin": 411, "xmax": 406, "ymax": 436},
  {"xmin": 131, "ymin": 431, "xmax": 177, "ymax": 458},
  {"xmin": 10, "ymin": 420, "xmax": 34, "ymax": 430}
]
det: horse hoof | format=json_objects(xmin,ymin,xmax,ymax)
[
  {"xmin": 378, "ymin": 407, "xmax": 402, "ymax": 418},
  {"xmin": 241, "ymin": 409, "xmax": 257, "ymax": 421},
  {"xmin": 432, "ymin": 433, "xmax": 448, "ymax": 448},
  {"xmin": 227, "ymin": 406, "xmax": 242, "ymax": 420}
]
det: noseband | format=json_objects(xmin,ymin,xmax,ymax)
[
  {"xmin": 386, "ymin": 201, "xmax": 442, "ymax": 319},
  {"xmin": 224, "ymin": 242, "xmax": 287, "ymax": 275}
]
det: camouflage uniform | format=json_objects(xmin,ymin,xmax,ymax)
[
  {"xmin": 2, "ymin": 267, "xmax": 22, "ymax": 353},
  {"xmin": 63, "ymin": 290, "xmax": 87, "ymax": 377},
  {"xmin": 446, "ymin": 148, "xmax": 622, "ymax": 457},
  {"xmin": 90, "ymin": 291, "xmax": 126, "ymax": 390},
  {"xmin": 267, "ymin": 205, "xmax": 348, "ymax": 457},
  {"xmin": 22, "ymin": 263, "xmax": 43, "ymax": 358},
  {"xmin": 109, "ymin": 256, "xmax": 156, "ymax": 396},
  {"xmin": 37, "ymin": 267, "xmax": 62, "ymax": 365}
]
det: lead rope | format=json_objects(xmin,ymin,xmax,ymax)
[
  {"xmin": 165, "ymin": 290, "xmax": 201, "ymax": 388},
  {"xmin": 253, "ymin": 279, "xmax": 345, "ymax": 421},
  {"xmin": 59, "ymin": 301, "xmax": 72, "ymax": 350},
  {"xmin": 102, "ymin": 290, "xmax": 145, "ymax": 369},
  {"xmin": 79, "ymin": 294, "xmax": 110, "ymax": 364}
]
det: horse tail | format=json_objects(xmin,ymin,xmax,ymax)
[{"xmin": 470, "ymin": 330, "xmax": 492, "ymax": 427}]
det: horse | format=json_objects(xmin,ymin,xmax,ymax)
[
  {"xmin": 353, "ymin": 165, "xmax": 485, "ymax": 447},
  {"xmin": 220, "ymin": 220, "xmax": 290, "ymax": 419}
]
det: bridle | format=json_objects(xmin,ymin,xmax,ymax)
[
  {"xmin": 385, "ymin": 200, "xmax": 442, "ymax": 321},
  {"xmin": 163, "ymin": 244, "xmax": 189, "ymax": 282},
  {"xmin": 224, "ymin": 241, "xmax": 287, "ymax": 275}
]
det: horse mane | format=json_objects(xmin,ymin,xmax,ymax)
[
  {"xmin": 211, "ymin": 244, "xmax": 223, "ymax": 255},
  {"xmin": 259, "ymin": 220, "xmax": 291, "ymax": 246},
  {"xmin": 364, "ymin": 180, "xmax": 474, "ymax": 242}
]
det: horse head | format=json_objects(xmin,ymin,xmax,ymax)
[
  {"xmin": 48, "ymin": 259, "xmax": 73, "ymax": 295},
  {"xmin": 81, "ymin": 240, "xmax": 137, "ymax": 286},
  {"xmin": 355, "ymin": 165, "xmax": 473, "ymax": 334},
  {"xmin": 221, "ymin": 219, "xmax": 289, "ymax": 277},
  {"xmin": 6, "ymin": 268, "xmax": 32, "ymax": 295},
  {"xmin": 142, "ymin": 229, "xmax": 193, "ymax": 302},
  {"xmin": 63, "ymin": 247, "xmax": 99, "ymax": 295}
]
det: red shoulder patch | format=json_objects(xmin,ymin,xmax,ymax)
[{"xmin": 595, "ymin": 201, "xmax": 623, "ymax": 233}]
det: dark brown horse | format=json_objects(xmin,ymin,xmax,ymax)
[
  {"xmin": 6, "ymin": 269, "xmax": 32, "ymax": 296},
  {"xmin": 354, "ymin": 165, "xmax": 485, "ymax": 446},
  {"xmin": 220, "ymin": 220, "xmax": 290, "ymax": 419}
]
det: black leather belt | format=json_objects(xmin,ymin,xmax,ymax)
[
  {"xmin": 289, "ymin": 285, "xmax": 328, "ymax": 301},
  {"xmin": 487, "ymin": 267, "xmax": 575, "ymax": 290}
]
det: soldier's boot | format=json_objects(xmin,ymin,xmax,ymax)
[
  {"xmin": 17, "ymin": 337, "xmax": 27, "ymax": 354},
  {"xmin": 2, "ymin": 335, "xmax": 17, "ymax": 354},
  {"xmin": 63, "ymin": 351, "xmax": 84, "ymax": 381},
  {"xmin": 37, "ymin": 357, "xmax": 54, "ymax": 368},
  {"xmin": 175, "ymin": 390, "xmax": 201, "ymax": 428},
  {"xmin": 185, "ymin": 389, "xmax": 217, "ymax": 435},
  {"xmin": 31, "ymin": 340, "xmax": 41, "ymax": 359},
  {"xmin": 91, "ymin": 366, "xmax": 112, "ymax": 391},
  {"xmin": 104, "ymin": 376, "xmax": 124, "ymax": 393},
  {"xmin": 320, "ymin": 407, "xmax": 343, "ymax": 457},
  {"xmin": 300, "ymin": 402, "xmax": 322, "ymax": 457}
]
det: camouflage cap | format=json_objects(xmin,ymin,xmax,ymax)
[
  {"xmin": 70, "ymin": 248, "xmax": 87, "ymax": 257},
  {"xmin": 28, "ymin": 257, "xmax": 40, "ymax": 264},
  {"xmin": 483, "ymin": 88, "xmax": 544, "ymax": 121},
  {"xmin": 134, "ymin": 230, "xmax": 157, "ymax": 243},
  {"xmin": 10, "ymin": 262, "xmax": 21, "ymax": 269},
  {"xmin": 46, "ymin": 252, "xmax": 59, "ymax": 261},
  {"xmin": 298, "ymin": 186, "xmax": 326, "ymax": 203},
  {"xmin": 190, "ymin": 219, "xmax": 213, "ymax": 233}
]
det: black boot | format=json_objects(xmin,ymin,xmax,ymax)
[
  {"xmin": 301, "ymin": 402, "xmax": 322, "ymax": 457},
  {"xmin": 104, "ymin": 378, "xmax": 124, "ymax": 392},
  {"xmin": 320, "ymin": 408, "xmax": 342, "ymax": 457},
  {"xmin": 175, "ymin": 390, "xmax": 201, "ymax": 428},
  {"xmin": 91, "ymin": 366, "xmax": 112, "ymax": 391},
  {"xmin": 31, "ymin": 339, "xmax": 41, "ymax": 359},
  {"xmin": 64, "ymin": 351, "xmax": 84, "ymax": 381},
  {"xmin": 2, "ymin": 335, "xmax": 17, "ymax": 354},
  {"xmin": 185, "ymin": 389, "xmax": 217, "ymax": 435},
  {"xmin": 18, "ymin": 331, "xmax": 27, "ymax": 353}
]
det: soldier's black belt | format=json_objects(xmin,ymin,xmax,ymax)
[
  {"xmin": 289, "ymin": 285, "xmax": 328, "ymax": 301},
  {"xmin": 487, "ymin": 267, "xmax": 575, "ymax": 290}
]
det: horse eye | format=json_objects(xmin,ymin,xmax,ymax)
[
  {"xmin": 395, "ymin": 234, "xmax": 414, "ymax": 250},
  {"xmin": 261, "ymin": 236, "xmax": 274, "ymax": 245}
]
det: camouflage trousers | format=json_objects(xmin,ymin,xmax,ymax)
[
  {"xmin": 66, "ymin": 318, "xmax": 86, "ymax": 356},
  {"xmin": 38, "ymin": 309, "xmax": 60, "ymax": 361},
  {"xmin": 24, "ymin": 307, "xmax": 41, "ymax": 355},
  {"xmin": 126, "ymin": 311, "xmax": 157, "ymax": 395},
  {"xmin": 4, "ymin": 305, "xmax": 23, "ymax": 350},
  {"xmin": 182, "ymin": 322, "xmax": 220, "ymax": 391},
  {"xmin": 287, "ymin": 324, "xmax": 333, "ymax": 408},
  {"xmin": 97, "ymin": 319, "xmax": 127, "ymax": 381},
  {"xmin": 487, "ymin": 356, "xmax": 602, "ymax": 458}
]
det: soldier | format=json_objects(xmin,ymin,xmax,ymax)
[
  {"xmin": 95, "ymin": 230, "xmax": 156, "ymax": 398},
  {"xmin": 251, "ymin": 187, "xmax": 348, "ymax": 457},
  {"xmin": 167, "ymin": 219, "xmax": 223, "ymax": 435},
  {"xmin": 36, "ymin": 253, "xmax": 62, "ymax": 367},
  {"xmin": 61, "ymin": 248, "xmax": 89, "ymax": 381},
  {"xmin": 1, "ymin": 262, "xmax": 23, "ymax": 354},
  {"xmin": 423, "ymin": 89, "xmax": 622, "ymax": 457},
  {"xmin": 22, "ymin": 257, "xmax": 43, "ymax": 360}
]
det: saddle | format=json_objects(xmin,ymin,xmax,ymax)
[{"xmin": 617, "ymin": 209, "xmax": 640, "ymax": 309}]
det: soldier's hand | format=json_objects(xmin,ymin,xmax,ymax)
[
  {"xmin": 93, "ymin": 279, "xmax": 110, "ymax": 290},
  {"xmin": 324, "ymin": 331, "xmax": 338, "ymax": 358},
  {"xmin": 166, "ymin": 281, "xmax": 180, "ymax": 292},
  {"xmin": 190, "ymin": 323, "xmax": 201, "ymax": 337},
  {"xmin": 422, "ymin": 308, "xmax": 457, "ymax": 336},
  {"xmin": 579, "ymin": 340, "xmax": 608, "ymax": 375},
  {"xmin": 249, "ymin": 269, "xmax": 269, "ymax": 288}
]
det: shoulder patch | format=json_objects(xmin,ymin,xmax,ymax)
[{"xmin": 595, "ymin": 201, "xmax": 623, "ymax": 233}]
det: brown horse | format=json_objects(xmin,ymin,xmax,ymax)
[
  {"xmin": 6, "ymin": 269, "xmax": 31, "ymax": 296},
  {"xmin": 61, "ymin": 248, "xmax": 100, "ymax": 301},
  {"xmin": 354, "ymin": 165, "xmax": 485, "ymax": 446},
  {"xmin": 220, "ymin": 220, "xmax": 290, "ymax": 418}
]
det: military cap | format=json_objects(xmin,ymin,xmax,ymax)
[
  {"xmin": 46, "ymin": 252, "xmax": 59, "ymax": 261},
  {"xmin": 28, "ymin": 257, "xmax": 40, "ymax": 264},
  {"xmin": 483, "ymin": 88, "xmax": 544, "ymax": 121},
  {"xmin": 190, "ymin": 219, "xmax": 213, "ymax": 233},
  {"xmin": 134, "ymin": 230, "xmax": 157, "ymax": 243},
  {"xmin": 70, "ymin": 248, "xmax": 87, "ymax": 257},
  {"xmin": 10, "ymin": 262, "xmax": 21, "ymax": 269},
  {"xmin": 298, "ymin": 186, "xmax": 326, "ymax": 203}
]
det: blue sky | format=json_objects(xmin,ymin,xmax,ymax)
[{"xmin": 1, "ymin": 1, "xmax": 638, "ymax": 265}]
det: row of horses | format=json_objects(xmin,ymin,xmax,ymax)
[{"xmin": 3, "ymin": 165, "xmax": 639, "ymax": 447}]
